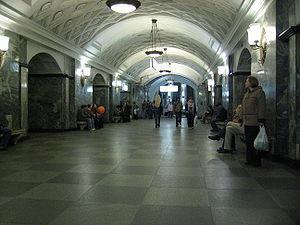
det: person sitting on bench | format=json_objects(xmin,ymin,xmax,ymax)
[
  {"xmin": 0, "ymin": 112, "xmax": 12, "ymax": 150},
  {"xmin": 210, "ymin": 104, "xmax": 227, "ymax": 132},
  {"xmin": 208, "ymin": 105, "xmax": 244, "ymax": 153}
]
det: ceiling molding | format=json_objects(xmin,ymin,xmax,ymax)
[{"xmin": 0, "ymin": 3, "xmax": 135, "ymax": 81}]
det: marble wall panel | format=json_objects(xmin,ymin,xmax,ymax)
[
  {"xmin": 274, "ymin": 0, "xmax": 290, "ymax": 155},
  {"xmin": 214, "ymin": 85, "xmax": 222, "ymax": 105},
  {"xmin": 233, "ymin": 73, "xmax": 248, "ymax": 109},
  {"xmin": 0, "ymin": 30, "xmax": 27, "ymax": 129},
  {"xmin": 221, "ymin": 75, "xmax": 230, "ymax": 111},
  {"xmin": 28, "ymin": 76, "xmax": 64, "ymax": 130},
  {"xmin": 296, "ymin": 34, "xmax": 300, "ymax": 145}
]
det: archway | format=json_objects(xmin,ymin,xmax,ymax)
[
  {"xmin": 234, "ymin": 48, "xmax": 251, "ymax": 108},
  {"xmin": 147, "ymin": 75, "xmax": 199, "ymax": 114},
  {"xmin": 93, "ymin": 74, "xmax": 110, "ymax": 122},
  {"xmin": 28, "ymin": 53, "xmax": 65, "ymax": 130}
]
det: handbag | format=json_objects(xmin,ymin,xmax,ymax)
[{"xmin": 254, "ymin": 125, "xmax": 269, "ymax": 151}]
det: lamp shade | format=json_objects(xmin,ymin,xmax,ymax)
[
  {"xmin": 106, "ymin": 0, "xmax": 141, "ymax": 13},
  {"xmin": 218, "ymin": 66, "xmax": 225, "ymax": 75},
  {"xmin": 0, "ymin": 35, "xmax": 9, "ymax": 52},
  {"xmin": 247, "ymin": 23, "xmax": 262, "ymax": 46}
]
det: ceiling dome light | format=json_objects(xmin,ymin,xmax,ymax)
[{"xmin": 106, "ymin": 0, "xmax": 141, "ymax": 14}]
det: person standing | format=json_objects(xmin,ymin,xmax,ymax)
[
  {"xmin": 185, "ymin": 96, "xmax": 197, "ymax": 129},
  {"xmin": 132, "ymin": 102, "xmax": 139, "ymax": 120},
  {"xmin": 153, "ymin": 93, "xmax": 162, "ymax": 128},
  {"xmin": 242, "ymin": 76, "xmax": 266, "ymax": 167},
  {"xmin": 167, "ymin": 100, "xmax": 174, "ymax": 118},
  {"xmin": 174, "ymin": 97, "xmax": 183, "ymax": 127}
]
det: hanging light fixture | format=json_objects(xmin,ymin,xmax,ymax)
[
  {"xmin": 159, "ymin": 48, "xmax": 171, "ymax": 74},
  {"xmin": 106, "ymin": 0, "xmax": 141, "ymax": 14},
  {"xmin": 145, "ymin": 19, "xmax": 163, "ymax": 58}
]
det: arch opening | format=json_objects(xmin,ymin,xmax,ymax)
[
  {"xmin": 234, "ymin": 48, "xmax": 252, "ymax": 108},
  {"xmin": 28, "ymin": 53, "xmax": 67, "ymax": 130}
]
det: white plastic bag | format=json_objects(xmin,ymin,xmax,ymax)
[{"xmin": 254, "ymin": 125, "xmax": 269, "ymax": 151}]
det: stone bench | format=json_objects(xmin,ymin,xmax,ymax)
[
  {"xmin": 0, "ymin": 129, "xmax": 26, "ymax": 145},
  {"xmin": 77, "ymin": 121, "xmax": 88, "ymax": 130}
]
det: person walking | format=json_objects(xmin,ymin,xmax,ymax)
[
  {"xmin": 174, "ymin": 97, "xmax": 183, "ymax": 127},
  {"xmin": 242, "ymin": 76, "xmax": 266, "ymax": 167},
  {"xmin": 185, "ymin": 96, "xmax": 197, "ymax": 129},
  {"xmin": 153, "ymin": 93, "xmax": 162, "ymax": 128}
]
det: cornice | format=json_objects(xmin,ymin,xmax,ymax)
[{"xmin": 0, "ymin": 3, "xmax": 135, "ymax": 81}]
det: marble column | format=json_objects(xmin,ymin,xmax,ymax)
[
  {"xmin": 214, "ymin": 85, "xmax": 222, "ymax": 105},
  {"xmin": 233, "ymin": 72, "xmax": 249, "ymax": 109},
  {"xmin": 275, "ymin": 0, "xmax": 290, "ymax": 156}
]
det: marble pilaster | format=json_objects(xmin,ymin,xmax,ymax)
[
  {"xmin": 275, "ymin": 0, "xmax": 290, "ymax": 155},
  {"xmin": 0, "ymin": 30, "xmax": 27, "ymax": 129}
]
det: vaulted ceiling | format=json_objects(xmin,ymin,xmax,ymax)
[{"xmin": 1, "ymin": 0, "xmax": 268, "ymax": 84}]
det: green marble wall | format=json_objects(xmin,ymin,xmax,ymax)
[{"xmin": 0, "ymin": 30, "xmax": 27, "ymax": 129}]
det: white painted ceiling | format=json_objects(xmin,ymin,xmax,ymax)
[{"xmin": 3, "ymin": 0, "xmax": 252, "ymax": 83}]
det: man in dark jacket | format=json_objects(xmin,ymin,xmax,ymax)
[
  {"xmin": 185, "ymin": 96, "xmax": 197, "ymax": 129},
  {"xmin": 210, "ymin": 104, "xmax": 227, "ymax": 132},
  {"xmin": 0, "ymin": 112, "xmax": 12, "ymax": 150}
]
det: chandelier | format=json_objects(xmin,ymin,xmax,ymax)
[
  {"xmin": 106, "ymin": 0, "xmax": 141, "ymax": 14},
  {"xmin": 145, "ymin": 19, "xmax": 163, "ymax": 58},
  {"xmin": 159, "ymin": 48, "xmax": 171, "ymax": 74}
]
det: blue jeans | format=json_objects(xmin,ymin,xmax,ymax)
[
  {"xmin": 0, "ymin": 127, "xmax": 12, "ymax": 148},
  {"xmin": 87, "ymin": 118, "xmax": 95, "ymax": 130}
]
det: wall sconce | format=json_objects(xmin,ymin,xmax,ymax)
[
  {"xmin": 121, "ymin": 83, "xmax": 129, "ymax": 91},
  {"xmin": 0, "ymin": 35, "xmax": 10, "ymax": 68},
  {"xmin": 207, "ymin": 79, "xmax": 214, "ymax": 92},
  {"xmin": 77, "ymin": 66, "xmax": 91, "ymax": 87},
  {"xmin": 112, "ymin": 80, "xmax": 122, "ymax": 87},
  {"xmin": 247, "ymin": 23, "xmax": 267, "ymax": 65},
  {"xmin": 217, "ymin": 66, "xmax": 225, "ymax": 75}
]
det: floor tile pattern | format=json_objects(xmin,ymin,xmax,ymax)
[{"xmin": 0, "ymin": 119, "xmax": 299, "ymax": 224}]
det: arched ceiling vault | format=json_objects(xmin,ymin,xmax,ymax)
[{"xmin": 3, "ymin": 0, "xmax": 259, "ymax": 84}]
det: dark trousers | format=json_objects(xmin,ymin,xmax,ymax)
[
  {"xmin": 245, "ymin": 125, "xmax": 261, "ymax": 165},
  {"xmin": 95, "ymin": 117, "xmax": 104, "ymax": 129},
  {"xmin": 211, "ymin": 119, "xmax": 219, "ymax": 131},
  {"xmin": 187, "ymin": 114, "xmax": 194, "ymax": 127},
  {"xmin": 0, "ymin": 127, "xmax": 12, "ymax": 148},
  {"xmin": 154, "ymin": 109, "xmax": 161, "ymax": 127},
  {"xmin": 175, "ymin": 112, "xmax": 182, "ymax": 126}
]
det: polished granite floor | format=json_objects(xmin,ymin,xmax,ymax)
[{"xmin": 0, "ymin": 118, "xmax": 300, "ymax": 225}]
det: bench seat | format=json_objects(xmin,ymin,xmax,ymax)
[
  {"xmin": 77, "ymin": 121, "xmax": 88, "ymax": 130},
  {"xmin": 0, "ymin": 129, "xmax": 26, "ymax": 145}
]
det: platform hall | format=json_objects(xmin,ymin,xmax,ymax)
[{"xmin": 0, "ymin": 0, "xmax": 300, "ymax": 224}]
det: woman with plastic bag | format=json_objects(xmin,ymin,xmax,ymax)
[{"xmin": 242, "ymin": 76, "xmax": 266, "ymax": 167}]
